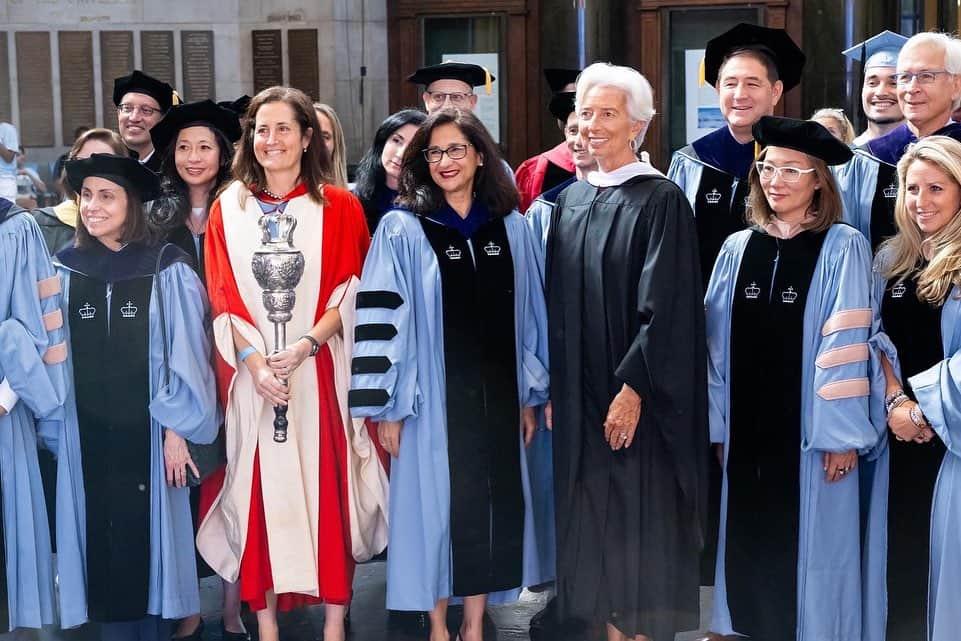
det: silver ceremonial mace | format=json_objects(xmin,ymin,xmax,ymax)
[{"xmin": 251, "ymin": 209, "xmax": 305, "ymax": 443}]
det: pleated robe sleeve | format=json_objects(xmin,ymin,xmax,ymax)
[
  {"xmin": 910, "ymin": 291, "xmax": 961, "ymax": 641},
  {"xmin": 796, "ymin": 225, "xmax": 883, "ymax": 641},
  {"xmin": 612, "ymin": 181, "xmax": 708, "ymax": 516},
  {"xmin": 666, "ymin": 150, "xmax": 703, "ymax": 212},
  {"xmin": 146, "ymin": 261, "xmax": 219, "ymax": 619},
  {"xmin": 349, "ymin": 212, "xmax": 420, "ymax": 423},
  {"xmin": 831, "ymin": 151, "xmax": 880, "ymax": 240},
  {"xmin": 0, "ymin": 213, "xmax": 61, "ymax": 629}
]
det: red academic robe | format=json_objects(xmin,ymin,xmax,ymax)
[
  {"xmin": 200, "ymin": 181, "xmax": 374, "ymax": 611},
  {"xmin": 514, "ymin": 142, "xmax": 576, "ymax": 212}
]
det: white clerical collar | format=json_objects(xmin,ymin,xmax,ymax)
[{"xmin": 587, "ymin": 161, "xmax": 664, "ymax": 187}]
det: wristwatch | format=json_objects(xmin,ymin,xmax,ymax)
[{"xmin": 300, "ymin": 335, "xmax": 321, "ymax": 357}]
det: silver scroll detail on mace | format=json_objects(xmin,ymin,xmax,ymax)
[{"xmin": 251, "ymin": 208, "xmax": 306, "ymax": 443}]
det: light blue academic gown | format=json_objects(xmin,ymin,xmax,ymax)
[
  {"xmin": 350, "ymin": 209, "xmax": 552, "ymax": 611},
  {"xmin": 831, "ymin": 150, "xmax": 894, "ymax": 240},
  {"xmin": 55, "ymin": 257, "xmax": 219, "ymax": 620},
  {"xmin": 0, "ymin": 209, "xmax": 87, "ymax": 630},
  {"xmin": 705, "ymin": 224, "xmax": 887, "ymax": 641},
  {"xmin": 898, "ymin": 284, "xmax": 961, "ymax": 641}
]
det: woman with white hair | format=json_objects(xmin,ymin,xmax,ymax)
[{"xmin": 544, "ymin": 62, "xmax": 709, "ymax": 641}]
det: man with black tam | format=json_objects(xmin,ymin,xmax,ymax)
[{"xmin": 113, "ymin": 70, "xmax": 179, "ymax": 172}]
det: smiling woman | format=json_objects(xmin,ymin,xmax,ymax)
[{"xmin": 874, "ymin": 136, "xmax": 961, "ymax": 640}]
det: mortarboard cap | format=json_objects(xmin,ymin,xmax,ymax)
[
  {"xmin": 217, "ymin": 95, "xmax": 252, "ymax": 117},
  {"xmin": 549, "ymin": 92, "xmax": 576, "ymax": 122},
  {"xmin": 752, "ymin": 116, "xmax": 853, "ymax": 166},
  {"xmin": 150, "ymin": 100, "xmax": 243, "ymax": 157},
  {"xmin": 112, "ymin": 70, "xmax": 179, "ymax": 113},
  {"xmin": 65, "ymin": 153, "xmax": 162, "ymax": 201},
  {"xmin": 544, "ymin": 68, "xmax": 580, "ymax": 93},
  {"xmin": 407, "ymin": 61, "xmax": 495, "ymax": 95},
  {"xmin": 704, "ymin": 23, "xmax": 805, "ymax": 91},
  {"xmin": 842, "ymin": 30, "xmax": 909, "ymax": 70}
]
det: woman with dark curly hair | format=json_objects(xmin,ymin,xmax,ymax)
[
  {"xmin": 353, "ymin": 109, "xmax": 426, "ymax": 233},
  {"xmin": 350, "ymin": 107, "xmax": 551, "ymax": 641}
]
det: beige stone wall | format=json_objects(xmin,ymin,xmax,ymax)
[{"xmin": 0, "ymin": 0, "xmax": 388, "ymax": 164}]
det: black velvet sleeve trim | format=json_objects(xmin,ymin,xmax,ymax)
[
  {"xmin": 356, "ymin": 290, "xmax": 404, "ymax": 310},
  {"xmin": 348, "ymin": 388, "xmax": 390, "ymax": 408},
  {"xmin": 355, "ymin": 323, "xmax": 398, "ymax": 341},
  {"xmin": 352, "ymin": 355, "xmax": 392, "ymax": 375}
]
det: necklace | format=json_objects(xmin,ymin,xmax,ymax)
[{"xmin": 261, "ymin": 187, "xmax": 286, "ymax": 200}]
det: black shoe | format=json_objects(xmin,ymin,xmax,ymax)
[
  {"xmin": 171, "ymin": 618, "xmax": 205, "ymax": 641},
  {"xmin": 220, "ymin": 621, "xmax": 250, "ymax": 641}
]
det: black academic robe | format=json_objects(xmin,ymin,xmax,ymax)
[{"xmin": 545, "ymin": 175, "xmax": 709, "ymax": 641}]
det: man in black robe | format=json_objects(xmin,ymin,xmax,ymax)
[
  {"xmin": 545, "ymin": 160, "xmax": 709, "ymax": 641},
  {"xmin": 113, "ymin": 70, "xmax": 178, "ymax": 172}
]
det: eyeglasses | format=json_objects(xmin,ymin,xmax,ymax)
[
  {"xmin": 423, "ymin": 143, "xmax": 471, "ymax": 163},
  {"xmin": 425, "ymin": 91, "xmax": 473, "ymax": 107},
  {"xmin": 893, "ymin": 70, "xmax": 953, "ymax": 85},
  {"xmin": 117, "ymin": 103, "xmax": 162, "ymax": 117},
  {"xmin": 755, "ymin": 162, "xmax": 817, "ymax": 183}
]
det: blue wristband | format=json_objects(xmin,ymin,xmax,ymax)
[{"xmin": 237, "ymin": 346, "xmax": 257, "ymax": 362}]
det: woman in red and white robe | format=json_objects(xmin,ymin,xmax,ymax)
[{"xmin": 197, "ymin": 87, "xmax": 388, "ymax": 641}]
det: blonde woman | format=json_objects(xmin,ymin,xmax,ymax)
[
  {"xmin": 314, "ymin": 102, "xmax": 349, "ymax": 188},
  {"xmin": 810, "ymin": 108, "xmax": 856, "ymax": 145},
  {"xmin": 705, "ymin": 116, "xmax": 883, "ymax": 641},
  {"xmin": 874, "ymin": 135, "xmax": 961, "ymax": 640}
]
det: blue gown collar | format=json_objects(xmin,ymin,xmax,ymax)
[
  {"xmin": 691, "ymin": 126, "xmax": 755, "ymax": 180},
  {"xmin": 867, "ymin": 121, "xmax": 961, "ymax": 164},
  {"xmin": 0, "ymin": 198, "xmax": 15, "ymax": 224},
  {"xmin": 57, "ymin": 240, "xmax": 189, "ymax": 282},
  {"xmin": 539, "ymin": 176, "xmax": 578, "ymax": 205},
  {"xmin": 424, "ymin": 200, "xmax": 491, "ymax": 239}
]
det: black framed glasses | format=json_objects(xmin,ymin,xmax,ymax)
[{"xmin": 423, "ymin": 143, "xmax": 472, "ymax": 163}]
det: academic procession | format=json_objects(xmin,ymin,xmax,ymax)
[{"xmin": 5, "ymin": 3, "xmax": 961, "ymax": 641}]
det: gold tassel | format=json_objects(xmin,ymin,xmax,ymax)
[
  {"xmin": 754, "ymin": 141, "xmax": 761, "ymax": 158},
  {"xmin": 484, "ymin": 67, "xmax": 492, "ymax": 96},
  {"xmin": 698, "ymin": 58, "xmax": 706, "ymax": 87},
  {"xmin": 172, "ymin": 89, "xmax": 182, "ymax": 106}
]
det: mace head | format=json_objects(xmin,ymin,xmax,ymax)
[{"xmin": 259, "ymin": 210, "xmax": 299, "ymax": 247}]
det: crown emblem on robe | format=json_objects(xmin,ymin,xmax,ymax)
[
  {"xmin": 483, "ymin": 241, "xmax": 501, "ymax": 256},
  {"xmin": 781, "ymin": 286, "xmax": 798, "ymax": 303},
  {"xmin": 705, "ymin": 188, "xmax": 722, "ymax": 205},
  {"xmin": 891, "ymin": 282, "xmax": 907, "ymax": 299},
  {"xmin": 744, "ymin": 282, "xmax": 760, "ymax": 300},
  {"xmin": 884, "ymin": 183, "xmax": 897, "ymax": 199},
  {"xmin": 79, "ymin": 303, "xmax": 96, "ymax": 320},
  {"xmin": 120, "ymin": 300, "xmax": 138, "ymax": 318},
  {"xmin": 445, "ymin": 245, "xmax": 462, "ymax": 260}
]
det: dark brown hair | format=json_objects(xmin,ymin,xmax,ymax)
[
  {"xmin": 232, "ymin": 86, "xmax": 330, "ymax": 205},
  {"xmin": 75, "ymin": 183, "xmax": 151, "ymax": 248},
  {"xmin": 719, "ymin": 47, "xmax": 780, "ymax": 85},
  {"xmin": 395, "ymin": 108, "xmax": 519, "ymax": 218},
  {"xmin": 62, "ymin": 129, "xmax": 128, "ymax": 198}
]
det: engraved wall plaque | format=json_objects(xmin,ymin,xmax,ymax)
[
  {"xmin": 252, "ymin": 30, "xmax": 283, "ymax": 93},
  {"xmin": 16, "ymin": 32, "xmax": 54, "ymax": 147},
  {"xmin": 288, "ymin": 29, "xmax": 319, "ymax": 101},
  {"xmin": 181, "ymin": 31, "xmax": 215, "ymax": 101},
  {"xmin": 0, "ymin": 33, "xmax": 10, "ymax": 124},
  {"xmin": 141, "ymin": 31, "xmax": 176, "ymax": 88},
  {"xmin": 59, "ymin": 32, "xmax": 96, "ymax": 146},
  {"xmin": 100, "ymin": 31, "xmax": 134, "ymax": 130}
]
